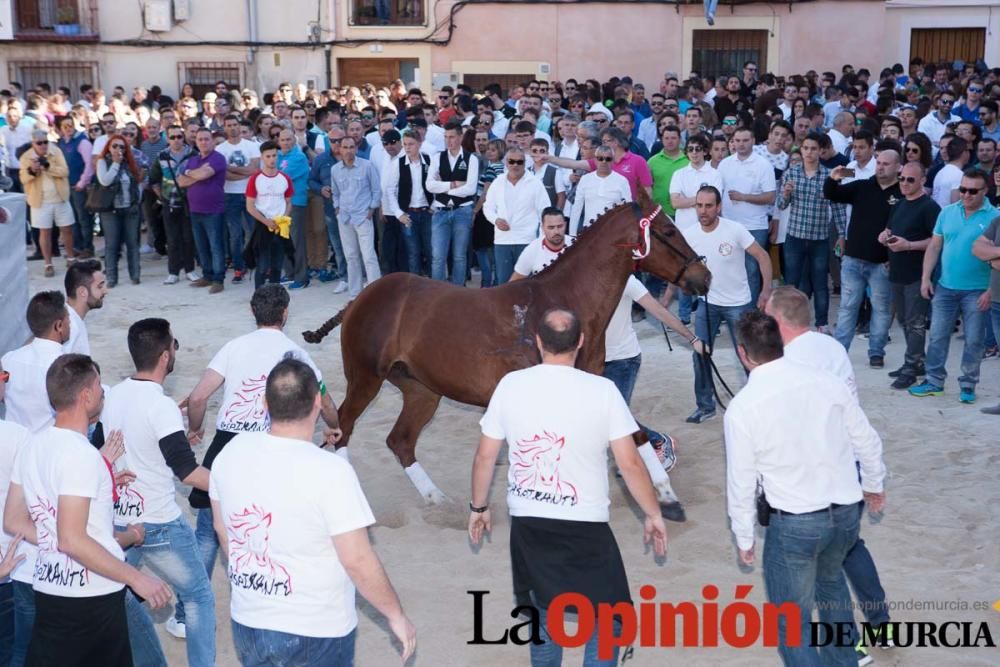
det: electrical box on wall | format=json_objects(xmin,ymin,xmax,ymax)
[
  {"xmin": 432, "ymin": 73, "xmax": 460, "ymax": 89},
  {"xmin": 173, "ymin": 0, "xmax": 191, "ymax": 21},
  {"xmin": 144, "ymin": 0, "xmax": 172, "ymax": 32}
]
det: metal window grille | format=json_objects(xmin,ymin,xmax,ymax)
[
  {"xmin": 8, "ymin": 60, "xmax": 99, "ymax": 94},
  {"xmin": 351, "ymin": 0, "xmax": 425, "ymax": 26},
  {"xmin": 177, "ymin": 62, "xmax": 245, "ymax": 100}
]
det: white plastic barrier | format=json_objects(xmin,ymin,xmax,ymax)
[{"xmin": 0, "ymin": 193, "xmax": 30, "ymax": 359}]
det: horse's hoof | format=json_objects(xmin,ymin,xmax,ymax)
[
  {"xmin": 660, "ymin": 501, "xmax": 687, "ymax": 522},
  {"xmin": 425, "ymin": 489, "xmax": 450, "ymax": 504}
]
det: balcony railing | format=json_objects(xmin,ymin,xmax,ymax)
[
  {"xmin": 351, "ymin": 0, "xmax": 425, "ymax": 26},
  {"xmin": 14, "ymin": 0, "xmax": 99, "ymax": 40}
]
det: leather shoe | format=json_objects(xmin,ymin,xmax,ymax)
[
  {"xmin": 685, "ymin": 408, "xmax": 716, "ymax": 424},
  {"xmin": 869, "ymin": 356, "xmax": 884, "ymax": 369},
  {"xmin": 889, "ymin": 365, "xmax": 923, "ymax": 378},
  {"xmin": 891, "ymin": 375, "xmax": 916, "ymax": 390}
]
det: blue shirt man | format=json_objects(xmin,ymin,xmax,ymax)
[{"xmin": 329, "ymin": 136, "xmax": 382, "ymax": 298}]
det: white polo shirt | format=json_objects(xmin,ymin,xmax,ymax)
[{"xmin": 1, "ymin": 338, "xmax": 64, "ymax": 433}]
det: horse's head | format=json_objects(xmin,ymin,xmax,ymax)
[{"xmin": 631, "ymin": 190, "xmax": 711, "ymax": 296}]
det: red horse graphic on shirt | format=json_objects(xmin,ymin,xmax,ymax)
[
  {"xmin": 227, "ymin": 505, "xmax": 292, "ymax": 597},
  {"xmin": 221, "ymin": 375, "xmax": 269, "ymax": 430},
  {"xmin": 511, "ymin": 431, "xmax": 578, "ymax": 504},
  {"xmin": 30, "ymin": 496, "xmax": 90, "ymax": 587}
]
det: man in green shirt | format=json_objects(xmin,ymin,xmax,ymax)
[{"xmin": 648, "ymin": 125, "xmax": 688, "ymax": 217}]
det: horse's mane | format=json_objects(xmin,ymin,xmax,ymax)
[{"xmin": 532, "ymin": 199, "xmax": 636, "ymax": 278}]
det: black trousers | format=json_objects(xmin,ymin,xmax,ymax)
[
  {"xmin": 162, "ymin": 204, "xmax": 196, "ymax": 276},
  {"xmin": 28, "ymin": 588, "xmax": 132, "ymax": 667}
]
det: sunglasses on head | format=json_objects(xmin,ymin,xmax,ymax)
[
  {"xmin": 958, "ymin": 186, "xmax": 982, "ymax": 194},
  {"xmin": 507, "ymin": 159, "xmax": 525, "ymax": 165}
]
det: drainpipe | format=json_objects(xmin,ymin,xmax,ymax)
[
  {"xmin": 327, "ymin": 0, "xmax": 337, "ymax": 87},
  {"xmin": 247, "ymin": 0, "xmax": 258, "ymax": 65}
]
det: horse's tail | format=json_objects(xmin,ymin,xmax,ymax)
[{"xmin": 302, "ymin": 307, "xmax": 347, "ymax": 344}]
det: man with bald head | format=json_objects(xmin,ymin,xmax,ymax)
[{"xmin": 824, "ymin": 149, "xmax": 903, "ymax": 368}]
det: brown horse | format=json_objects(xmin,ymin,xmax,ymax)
[{"xmin": 303, "ymin": 192, "xmax": 711, "ymax": 518}]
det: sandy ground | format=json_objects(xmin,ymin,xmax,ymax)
[{"xmin": 27, "ymin": 248, "xmax": 1000, "ymax": 667}]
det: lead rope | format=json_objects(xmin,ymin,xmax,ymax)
[{"xmin": 700, "ymin": 297, "xmax": 737, "ymax": 410}]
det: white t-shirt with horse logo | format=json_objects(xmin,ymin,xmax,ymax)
[
  {"xmin": 209, "ymin": 431, "xmax": 375, "ymax": 638},
  {"xmin": 481, "ymin": 364, "xmax": 638, "ymax": 522}
]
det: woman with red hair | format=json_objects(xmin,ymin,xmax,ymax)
[{"xmin": 96, "ymin": 133, "xmax": 143, "ymax": 286}]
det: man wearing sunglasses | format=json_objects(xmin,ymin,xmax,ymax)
[
  {"xmin": 979, "ymin": 100, "xmax": 1000, "ymax": 143},
  {"xmin": 20, "ymin": 130, "xmax": 76, "ymax": 277},
  {"xmin": 150, "ymin": 125, "xmax": 198, "ymax": 284},
  {"xmin": 911, "ymin": 169, "xmax": 996, "ymax": 404},
  {"xmin": 953, "ymin": 78, "xmax": 984, "ymax": 126},
  {"xmin": 483, "ymin": 147, "xmax": 550, "ymax": 284},
  {"xmin": 917, "ymin": 90, "xmax": 961, "ymax": 153}
]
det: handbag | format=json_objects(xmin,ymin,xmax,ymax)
[{"xmin": 85, "ymin": 160, "xmax": 124, "ymax": 213}]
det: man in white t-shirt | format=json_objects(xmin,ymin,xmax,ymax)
[
  {"xmin": 3, "ymin": 354, "xmax": 171, "ymax": 665},
  {"xmin": 217, "ymin": 114, "xmax": 261, "ymax": 285},
  {"xmin": 568, "ymin": 144, "xmax": 632, "ymax": 234},
  {"xmin": 0, "ymin": 291, "xmax": 71, "ymax": 434},
  {"xmin": 683, "ymin": 185, "xmax": 772, "ymax": 424},
  {"xmin": 931, "ymin": 136, "xmax": 968, "ymax": 209},
  {"xmin": 469, "ymin": 308, "xmax": 667, "ymax": 665},
  {"xmin": 210, "ymin": 358, "xmax": 415, "ymax": 664},
  {"xmin": 510, "ymin": 207, "xmax": 573, "ymax": 281},
  {"xmin": 718, "ymin": 127, "xmax": 777, "ymax": 307},
  {"xmin": 102, "ymin": 318, "xmax": 216, "ymax": 665},
  {"xmin": 63, "ymin": 259, "xmax": 108, "ymax": 356},
  {"xmin": 172, "ymin": 284, "xmax": 341, "ymax": 638}
]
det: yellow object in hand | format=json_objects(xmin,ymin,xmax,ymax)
[{"xmin": 273, "ymin": 215, "xmax": 291, "ymax": 239}]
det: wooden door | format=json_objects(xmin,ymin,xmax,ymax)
[
  {"xmin": 692, "ymin": 29, "xmax": 768, "ymax": 79},
  {"xmin": 337, "ymin": 59, "xmax": 401, "ymax": 88},
  {"xmin": 910, "ymin": 28, "xmax": 986, "ymax": 65}
]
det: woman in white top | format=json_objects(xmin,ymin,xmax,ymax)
[{"xmin": 96, "ymin": 134, "xmax": 143, "ymax": 287}]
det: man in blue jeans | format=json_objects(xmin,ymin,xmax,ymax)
[
  {"xmin": 972, "ymin": 203, "xmax": 1000, "ymax": 414},
  {"xmin": 307, "ymin": 126, "xmax": 348, "ymax": 291},
  {"xmin": 725, "ymin": 310, "xmax": 887, "ymax": 667},
  {"xmin": 178, "ymin": 128, "xmax": 227, "ymax": 294},
  {"xmin": 217, "ymin": 114, "xmax": 260, "ymax": 285},
  {"xmin": 382, "ymin": 128, "xmax": 434, "ymax": 276},
  {"xmin": 102, "ymin": 318, "xmax": 216, "ymax": 666},
  {"xmin": 824, "ymin": 150, "xmax": 903, "ymax": 368},
  {"xmin": 911, "ymin": 168, "xmax": 996, "ymax": 403},
  {"xmin": 427, "ymin": 121, "xmax": 480, "ymax": 284},
  {"xmin": 682, "ymin": 186, "xmax": 772, "ymax": 423}
]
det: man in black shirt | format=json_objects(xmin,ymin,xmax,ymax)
[
  {"xmin": 878, "ymin": 162, "xmax": 940, "ymax": 388},
  {"xmin": 824, "ymin": 150, "xmax": 903, "ymax": 368}
]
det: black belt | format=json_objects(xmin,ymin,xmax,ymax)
[
  {"xmin": 406, "ymin": 206, "xmax": 431, "ymax": 212},
  {"xmin": 769, "ymin": 502, "xmax": 852, "ymax": 517}
]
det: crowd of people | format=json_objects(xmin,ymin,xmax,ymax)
[{"xmin": 0, "ymin": 55, "xmax": 998, "ymax": 666}]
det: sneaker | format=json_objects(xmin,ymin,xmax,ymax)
[
  {"xmin": 190, "ymin": 278, "xmax": 211, "ymax": 288},
  {"xmin": 869, "ymin": 356, "xmax": 884, "ymax": 369},
  {"xmin": 307, "ymin": 268, "xmax": 320, "ymax": 279},
  {"xmin": 163, "ymin": 274, "xmax": 179, "ymax": 285},
  {"xmin": 130, "ymin": 278, "xmax": 140, "ymax": 285},
  {"xmin": 959, "ymin": 388, "xmax": 976, "ymax": 404},
  {"xmin": 279, "ymin": 275, "xmax": 294, "ymax": 285},
  {"xmin": 652, "ymin": 435, "xmax": 677, "ymax": 473},
  {"xmin": 875, "ymin": 623, "xmax": 896, "ymax": 649},
  {"xmin": 981, "ymin": 403, "xmax": 1000, "ymax": 415},
  {"xmin": 983, "ymin": 346, "xmax": 998, "ymax": 359},
  {"xmin": 139, "ymin": 243, "xmax": 155, "ymax": 255},
  {"xmin": 43, "ymin": 264, "xmax": 55, "ymax": 278},
  {"xmin": 333, "ymin": 280, "xmax": 348, "ymax": 294},
  {"xmin": 208, "ymin": 282, "xmax": 224, "ymax": 294},
  {"xmin": 909, "ymin": 381, "xmax": 943, "ymax": 397},
  {"xmin": 888, "ymin": 364, "xmax": 923, "ymax": 378},
  {"xmin": 165, "ymin": 616, "xmax": 186, "ymax": 640},
  {"xmin": 186, "ymin": 270, "xmax": 202, "ymax": 282},
  {"xmin": 890, "ymin": 375, "xmax": 916, "ymax": 390},
  {"xmin": 685, "ymin": 408, "xmax": 716, "ymax": 424},
  {"xmin": 816, "ymin": 325, "xmax": 833, "ymax": 336},
  {"xmin": 317, "ymin": 269, "xmax": 336, "ymax": 283},
  {"xmin": 232, "ymin": 270, "xmax": 244, "ymax": 284},
  {"xmin": 854, "ymin": 642, "xmax": 874, "ymax": 666},
  {"xmin": 289, "ymin": 280, "xmax": 310, "ymax": 290}
]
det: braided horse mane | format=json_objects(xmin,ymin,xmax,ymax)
[{"xmin": 531, "ymin": 198, "xmax": 637, "ymax": 277}]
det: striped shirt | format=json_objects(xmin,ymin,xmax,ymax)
[{"xmin": 776, "ymin": 163, "xmax": 846, "ymax": 241}]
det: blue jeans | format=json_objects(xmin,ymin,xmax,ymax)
[
  {"xmin": 834, "ymin": 257, "xmax": 891, "ymax": 358},
  {"xmin": 174, "ymin": 508, "xmax": 219, "ymax": 630},
  {"xmin": 494, "ymin": 243, "xmax": 528, "ymax": 285},
  {"xmin": 102, "ymin": 207, "xmax": 140, "ymax": 284},
  {"xmin": 992, "ymin": 302, "xmax": 1000, "ymax": 352},
  {"xmin": 401, "ymin": 209, "xmax": 432, "ymax": 275},
  {"xmin": 602, "ymin": 355, "xmax": 665, "ymax": 445},
  {"xmin": 233, "ymin": 621, "xmax": 356, "ymax": 667},
  {"xmin": 476, "ymin": 248, "xmax": 496, "ymax": 287},
  {"xmin": 531, "ymin": 604, "xmax": 621, "ymax": 667},
  {"xmin": 431, "ymin": 206, "xmax": 473, "ymax": 284},
  {"xmin": 677, "ymin": 291, "xmax": 692, "ymax": 322},
  {"xmin": 0, "ymin": 582, "xmax": 12, "ymax": 666},
  {"xmin": 131, "ymin": 517, "xmax": 216, "ymax": 667},
  {"xmin": 704, "ymin": 0, "xmax": 719, "ymax": 20},
  {"xmin": 843, "ymin": 503, "xmax": 889, "ymax": 635},
  {"xmin": 324, "ymin": 209, "xmax": 348, "ymax": 279},
  {"xmin": 692, "ymin": 300, "xmax": 751, "ymax": 412},
  {"xmin": 763, "ymin": 503, "xmax": 860, "ymax": 667},
  {"xmin": 120, "ymin": 542, "xmax": 169, "ymax": 667},
  {"xmin": 924, "ymin": 285, "xmax": 987, "ymax": 389},
  {"xmin": 190, "ymin": 212, "xmax": 226, "ymax": 283},
  {"xmin": 745, "ymin": 228, "xmax": 769, "ymax": 308},
  {"xmin": 784, "ymin": 235, "xmax": 831, "ymax": 327},
  {"xmin": 12, "ymin": 580, "xmax": 33, "ymax": 667},
  {"xmin": 70, "ymin": 188, "xmax": 93, "ymax": 253},
  {"xmin": 985, "ymin": 309, "xmax": 996, "ymax": 349},
  {"xmin": 224, "ymin": 193, "xmax": 250, "ymax": 272}
]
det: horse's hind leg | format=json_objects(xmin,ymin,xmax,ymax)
[{"xmin": 387, "ymin": 370, "xmax": 446, "ymax": 503}]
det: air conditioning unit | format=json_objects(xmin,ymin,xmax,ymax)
[
  {"xmin": 432, "ymin": 72, "xmax": 460, "ymax": 89},
  {"xmin": 173, "ymin": 0, "xmax": 191, "ymax": 21},
  {"xmin": 144, "ymin": 0, "xmax": 172, "ymax": 32}
]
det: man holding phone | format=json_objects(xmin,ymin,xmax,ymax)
[{"xmin": 878, "ymin": 162, "xmax": 940, "ymax": 388}]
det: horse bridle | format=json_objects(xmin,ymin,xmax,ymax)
[{"xmin": 629, "ymin": 202, "xmax": 705, "ymax": 285}]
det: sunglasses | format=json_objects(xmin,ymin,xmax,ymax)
[
  {"xmin": 530, "ymin": 149, "xmax": 547, "ymax": 154},
  {"xmin": 173, "ymin": 338, "xmax": 180, "ymax": 351},
  {"xmin": 169, "ymin": 134, "xmax": 184, "ymax": 140},
  {"xmin": 939, "ymin": 99, "xmax": 955, "ymax": 105},
  {"xmin": 111, "ymin": 143, "xmax": 125, "ymax": 149},
  {"xmin": 899, "ymin": 176, "xmax": 919, "ymax": 184},
  {"xmin": 686, "ymin": 146, "xmax": 705, "ymax": 152},
  {"xmin": 969, "ymin": 87, "xmax": 984, "ymax": 93},
  {"xmin": 651, "ymin": 101, "xmax": 664, "ymax": 106},
  {"xmin": 905, "ymin": 146, "xmax": 920, "ymax": 153},
  {"xmin": 33, "ymin": 141, "xmax": 47, "ymax": 146},
  {"xmin": 438, "ymin": 95, "xmax": 449, "ymax": 100},
  {"xmin": 507, "ymin": 159, "xmax": 525, "ymax": 165},
  {"xmin": 722, "ymin": 119, "xmax": 737, "ymax": 125},
  {"xmin": 382, "ymin": 139, "xmax": 399, "ymax": 145},
  {"xmin": 102, "ymin": 120, "xmax": 116, "ymax": 125},
  {"xmin": 958, "ymin": 186, "xmax": 982, "ymax": 194},
  {"xmin": 595, "ymin": 156, "xmax": 613, "ymax": 162},
  {"xmin": 362, "ymin": 114, "xmax": 374, "ymax": 119}
]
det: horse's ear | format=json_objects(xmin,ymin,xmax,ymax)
[{"xmin": 637, "ymin": 187, "xmax": 653, "ymax": 210}]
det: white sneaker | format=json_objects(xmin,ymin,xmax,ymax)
[
  {"xmin": 139, "ymin": 244, "xmax": 155, "ymax": 255},
  {"xmin": 163, "ymin": 274, "xmax": 179, "ymax": 285},
  {"xmin": 333, "ymin": 280, "xmax": 348, "ymax": 294},
  {"xmin": 165, "ymin": 616, "xmax": 186, "ymax": 639},
  {"xmin": 186, "ymin": 270, "xmax": 202, "ymax": 282}
]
